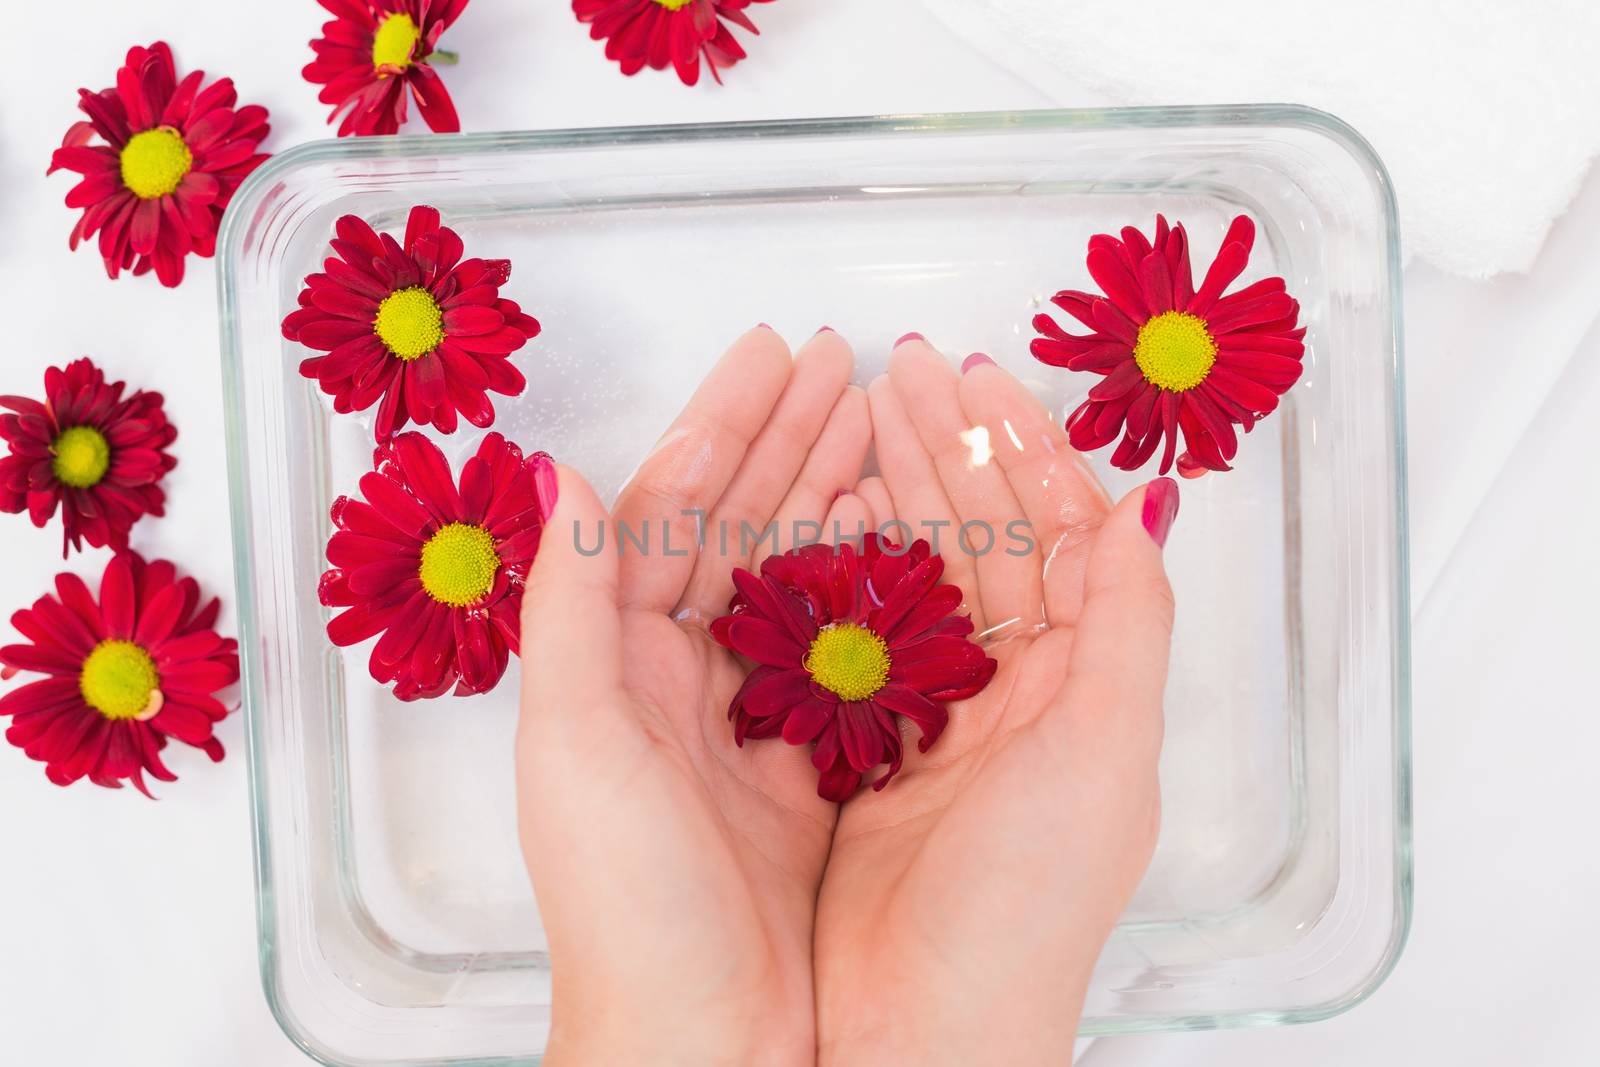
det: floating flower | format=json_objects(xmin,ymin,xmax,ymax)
[
  {"xmin": 284, "ymin": 205, "xmax": 540, "ymax": 441},
  {"xmin": 320, "ymin": 432, "xmax": 555, "ymax": 700},
  {"xmin": 573, "ymin": 0, "xmax": 774, "ymax": 86},
  {"xmin": 0, "ymin": 359, "xmax": 177, "ymax": 557},
  {"xmin": 1031, "ymin": 214, "xmax": 1306, "ymax": 475},
  {"xmin": 711, "ymin": 536, "xmax": 996, "ymax": 802},
  {"xmin": 304, "ymin": 0, "xmax": 468, "ymax": 136},
  {"xmin": 47, "ymin": 42, "xmax": 271, "ymax": 287},
  {"xmin": 0, "ymin": 553, "xmax": 238, "ymax": 795}
]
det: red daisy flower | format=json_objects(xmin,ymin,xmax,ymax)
[
  {"xmin": 1031, "ymin": 214, "xmax": 1307, "ymax": 475},
  {"xmin": 711, "ymin": 536, "xmax": 997, "ymax": 802},
  {"xmin": 304, "ymin": 0, "xmax": 468, "ymax": 136},
  {"xmin": 320, "ymin": 432, "xmax": 556, "ymax": 700},
  {"xmin": 573, "ymin": 0, "xmax": 774, "ymax": 86},
  {"xmin": 0, "ymin": 553, "xmax": 238, "ymax": 796},
  {"xmin": 284, "ymin": 205, "xmax": 540, "ymax": 442},
  {"xmin": 47, "ymin": 41, "xmax": 270, "ymax": 288},
  {"xmin": 0, "ymin": 358, "xmax": 177, "ymax": 558}
]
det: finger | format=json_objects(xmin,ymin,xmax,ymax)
[
  {"xmin": 519, "ymin": 466, "xmax": 630, "ymax": 744},
  {"xmin": 681, "ymin": 330, "xmax": 853, "ymax": 614},
  {"xmin": 1042, "ymin": 478, "xmax": 1178, "ymax": 781},
  {"xmin": 866, "ymin": 371, "xmax": 981, "ymax": 626},
  {"xmin": 956, "ymin": 360, "xmax": 1113, "ymax": 629},
  {"xmin": 754, "ymin": 386, "xmax": 872, "ymax": 569},
  {"xmin": 888, "ymin": 343, "xmax": 1039, "ymax": 629},
  {"xmin": 822, "ymin": 492, "xmax": 873, "ymax": 549},
  {"xmin": 612, "ymin": 327, "xmax": 792, "ymax": 614},
  {"xmin": 853, "ymin": 476, "xmax": 894, "ymax": 532}
]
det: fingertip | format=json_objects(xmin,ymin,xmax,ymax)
[
  {"xmin": 733, "ymin": 322, "xmax": 795, "ymax": 372},
  {"xmin": 887, "ymin": 338, "xmax": 954, "ymax": 381},
  {"xmin": 795, "ymin": 325, "xmax": 857, "ymax": 381}
]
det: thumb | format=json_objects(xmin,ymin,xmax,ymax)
[
  {"xmin": 1044, "ymin": 476, "xmax": 1177, "ymax": 802},
  {"xmin": 518, "ymin": 464, "xmax": 626, "ymax": 739}
]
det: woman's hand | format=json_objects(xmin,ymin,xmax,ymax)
[
  {"xmin": 516, "ymin": 329, "xmax": 1176, "ymax": 1065},
  {"xmin": 813, "ymin": 340, "xmax": 1176, "ymax": 1066},
  {"xmin": 515, "ymin": 328, "xmax": 873, "ymax": 1067}
]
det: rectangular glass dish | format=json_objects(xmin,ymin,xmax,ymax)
[{"xmin": 219, "ymin": 105, "xmax": 1411, "ymax": 1065}]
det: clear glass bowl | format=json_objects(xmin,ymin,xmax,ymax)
[{"xmin": 219, "ymin": 106, "xmax": 1411, "ymax": 1065}]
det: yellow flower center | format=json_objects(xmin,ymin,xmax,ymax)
[
  {"xmin": 372, "ymin": 12, "xmax": 423, "ymax": 70},
  {"xmin": 654, "ymin": 0, "xmax": 698, "ymax": 9},
  {"xmin": 80, "ymin": 640, "xmax": 160, "ymax": 721},
  {"xmin": 119, "ymin": 127, "xmax": 193, "ymax": 200},
  {"xmin": 51, "ymin": 426, "xmax": 112, "ymax": 488},
  {"xmin": 1132, "ymin": 311, "xmax": 1218, "ymax": 392},
  {"xmin": 418, "ymin": 522, "xmax": 500, "ymax": 607},
  {"xmin": 373, "ymin": 287, "xmax": 445, "ymax": 360},
  {"xmin": 804, "ymin": 623, "xmax": 891, "ymax": 702}
]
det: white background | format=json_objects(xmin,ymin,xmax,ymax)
[{"xmin": 2, "ymin": 1, "xmax": 1596, "ymax": 1064}]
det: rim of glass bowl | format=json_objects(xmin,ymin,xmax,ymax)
[{"xmin": 217, "ymin": 104, "xmax": 1412, "ymax": 1061}]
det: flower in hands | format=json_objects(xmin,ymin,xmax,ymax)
[
  {"xmin": 285, "ymin": 205, "xmax": 540, "ymax": 441},
  {"xmin": 1032, "ymin": 214, "xmax": 1306, "ymax": 474},
  {"xmin": 47, "ymin": 42, "xmax": 271, "ymax": 287},
  {"xmin": 0, "ymin": 553, "xmax": 238, "ymax": 795},
  {"xmin": 320, "ymin": 432, "xmax": 555, "ymax": 700},
  {"xmin": 304, "ymin": 0, "xmax": 468, "ymax": 135},
  {"xmin": 572, "ymin": 0, "xmax": 774, "ymax": 86},
  {"xmin": 712, "ymin": 536, "xmax": 997, "ymax": 802},
  {"xmin": 0, "ymin": 358, "xmax": 177, "ymax": 557}
]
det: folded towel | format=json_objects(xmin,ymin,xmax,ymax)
[{"xmin": 921, "ymin": 0, "xmax": 1600, "ymax": 278}]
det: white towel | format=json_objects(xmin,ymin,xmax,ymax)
[{"xmin": 920, "ymin": 0, "xmax": 1600, "ymax": 278}]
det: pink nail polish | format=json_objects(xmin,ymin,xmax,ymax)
[
  {"xmin": 894, "ymin": 332, "xmax": 925, "ymax": 347},
  {"xmin": 816, "ymin": 325, "xmax": 836, "ymax": 335},
  {"xmin": 1141, "ymin": 477, "xmax": 1180, "ymax": 548},
  {"xmin": 757, "ymin": 322, "xmax": 773, "ymax": 330},
  {"xmin": 532, "ymin": 455, "xmax": 560, "ymax": 522},
  {"xmin": 961, "ymin": 352, "xmax": 995, "ymax": 374}
]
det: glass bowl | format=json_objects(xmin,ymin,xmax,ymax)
[{"xmin": 219, "ymin": 105, "xmax": 1411, "ymax": 1065}]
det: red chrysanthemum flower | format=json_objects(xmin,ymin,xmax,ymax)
[
  {"xmin": 1031, "ymin": 214, "xmax": 1307, "ymax": 475},
  {"xmin": 304, "ymin": 0, "xmax": 468, "ymax": 136},
  {"xmin": 573, "ymin": 0, "xmax": 774, "ymax": 86},
  {"xmin": 0, "ymin": 553, "xmax": 239, "ymax": 796},
  {"xmin": 284, "ymin": 205, "xmax": 540, "ymax": 442},
  {"xmin": 320, "ymin": 432, "xmax": 556, "ymax": 700},
  {"xmin": 47, "ymin": 42, "xmax": 271, "ymax": 288},
  {"xmin": 0, "ymin": 358, "xmax": 177, "ymax": 557},
  {"xmin": 711, "ymin": 536, "xmax": 997, "ymax": 802}
]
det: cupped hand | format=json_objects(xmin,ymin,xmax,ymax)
[
  {"xmin": 515, "ymin": 328, "xmax": 872, "ymax": 1067},
  {"xmin": 814, "ymin": 340, "xmax": 1176, "ymax": 1065}
]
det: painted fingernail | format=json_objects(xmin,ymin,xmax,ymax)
[
  {"xmin": 532, "ymin": 455, "xmax": 560, "ymax": 523},
  {"xmin": 1141, "ymin": 477, "xmax": 1180, "ymax": 548},
  {"xmin": 961, "ymin": 352, "xmax": 995, "ymax": 374},
  {"xmin": 816, "ymin": 325, "xmax": 836, "ymax": 335},
  {"xmin": 894, "ymin": 332, "xmax": 925, "ymax": 347},
  {"xmin": 757, "ymin": 322, "xmax": 773, "ymax": 330}
]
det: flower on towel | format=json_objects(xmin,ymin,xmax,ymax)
[
  {"xmin": 0, "ymin": 553, "xmax": 238, "ymax": 795},
  {"xmin": 1031, "ymin": 214, "xmax": 1306, "ymax": 475},
  {"xmin": 284, "ymin": 205, "xmax": 540, "ymax": 442},
  {"xmin": 48, "ymin": 41, "xmax": 271, "ymax": 287},
  {"xmin": 572, "ymin": 0, "xmax": 774, "ymax": 86},
  {"xmin": 711, "ymin": 536, "xmax": 996, "ymax": 802},
  {"xmin": 304, "ymin": 0, "xmax": 468, "ymax": 136},
  {"xmin": 0, "ymin": 358, "xmax": 177, "ymax": 557},
  {"xmin": 319, "ymin": 432, "xmax": 556, "ymax": 700}
]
